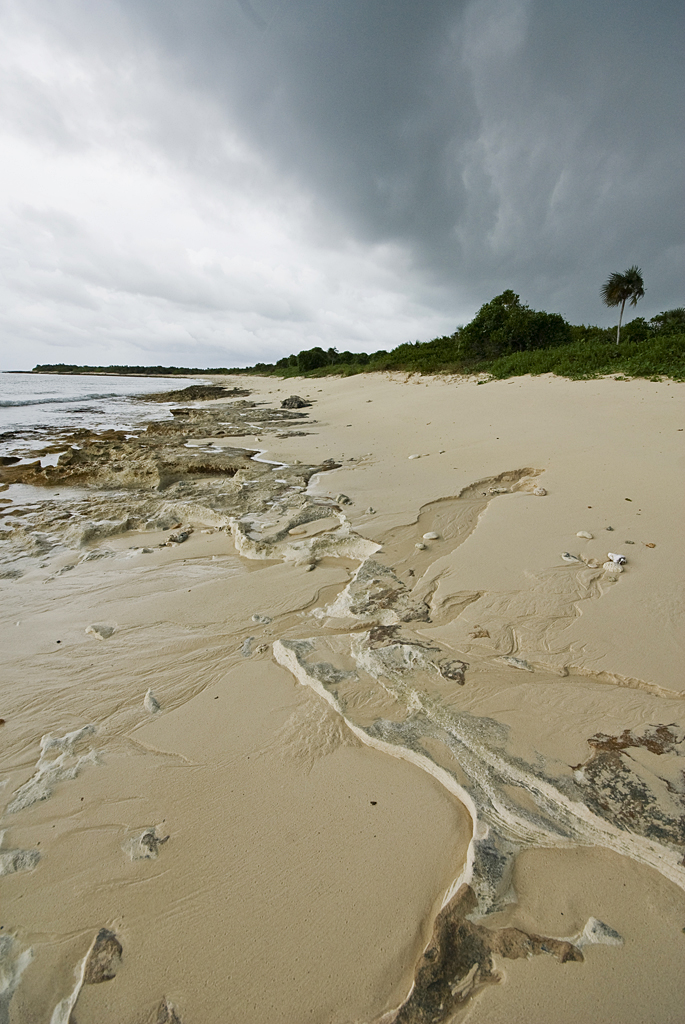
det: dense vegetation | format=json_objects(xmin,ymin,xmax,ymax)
[
  {"xmin": 32, "ymin": 293, "xmax": 685, "ymax": 382},
  {"xmin": 30, "ymin": 363, "xmax": 209, "ymax": 376}
]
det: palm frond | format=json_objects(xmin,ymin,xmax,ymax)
[{"xmin": 601, "ymin": 266, "xmax": 645, "ymax": 307}]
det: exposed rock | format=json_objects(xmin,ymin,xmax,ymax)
[
  {"xmin": 0, "ymin": 936, "xmax": 33, "ymax": 1023},
  {"xmin": 6, "ymin": 724, "xmax": 98, "ymax": 814},
  {"xmin": 386, "ymin": 884, "xmax": 582, "ymax": 1024},
  {"xmin": 281, "ymin": 395, "xmax": 311, "ymax": 409},
  {"xmin": 85, "ymin": 623, "xmax": 115, "ymax": 640},
  {"xmin": 83, "ymin": 929, "xmax": 122, "ymax": 984},
  {"xmin": 152, "ymin": 997, "xmax": 184, "ymax": 1023},
  {"xmin": 499, "ymin": 655, "xmax": 534, "ymax": 672},
  {"xmin": 139, "ymin": 384, "xmax": 250, "ymax": 402},
  {"xmin": 315, "ymin": 558, "xmax": 431, "ymax": 625},
  {"xmin": 0, "ymin": 844, "xmax": 41, "ymax": 876},
  {"xmin": 571, "ymin": 725, "xmax": 685, "ymax": 846},
  {"xmin": 144, "ymin": 689, "xmax": 161, "ymax": 713},
  {"xmin": 241, "ymin": 636, "xmax": 255, "ymax": 657}
]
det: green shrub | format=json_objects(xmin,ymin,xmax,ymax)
[{"xmin": 459, "ymin": 290, "xmax": 572, "ymax": 359}]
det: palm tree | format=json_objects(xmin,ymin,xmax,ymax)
[{"xmin": 601, "ymin": 266, "xmax": 645, "ymax": 344}]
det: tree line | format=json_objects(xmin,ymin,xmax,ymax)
[{"xmin": 32, "ymin": 274, "xmax": 685, "ymax": 382}]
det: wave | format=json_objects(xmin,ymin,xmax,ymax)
[{"xmin": 0, "ymin": 393, "xmax": 120, "ymax": 408}]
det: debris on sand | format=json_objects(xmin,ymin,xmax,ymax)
[{"xmin": 281, "ymin": 395, "xmax": 311, "ymax": 409}]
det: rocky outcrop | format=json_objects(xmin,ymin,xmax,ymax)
[{"xmin": 281, "ymin": 395, "xmax": 311, "ymax": 408}]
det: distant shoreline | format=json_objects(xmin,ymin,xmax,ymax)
[{"xmin": 3, "ymin": 369, "xmax": 213, "ymax": 378}]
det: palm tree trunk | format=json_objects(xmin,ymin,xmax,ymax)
[{"xmin": 616, "ymin": 299, "xmax": 626, "ymax": 344}]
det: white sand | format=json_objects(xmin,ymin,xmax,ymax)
[{"xmin": 1, "ymin": 372, "xmax": 683, "ymax": 1023}]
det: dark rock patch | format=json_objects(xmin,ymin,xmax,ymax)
[
  {"xmin": 390, "ymin": 884, "xmax": 581, "ymax": 1024},
  {"xmin": 140, "ymin": 385, "xmax": 251, "ymax": 402},
  {"xmin": 83, "ymin": 929, "xmax": 122, "ymax": 984},
  {"xmin": 281, "ymin": 395, "xmax": 311, "ymax": 409}
]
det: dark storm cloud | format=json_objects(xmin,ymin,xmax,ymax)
[
  {"xmin": 0, "ymin": 0, "xmax": 683, "ymax": 367},
  {"xmin": 125, "ymin": 0, "xmax": 477, "ymax": 249},
  {"xmin": 115, "ymin": 0, "xmax": 685, "ymax": 314}
]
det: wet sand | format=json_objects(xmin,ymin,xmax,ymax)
[{"xmin": 1, "ymin": 372, "xmax": 684, "ymax": 1023}]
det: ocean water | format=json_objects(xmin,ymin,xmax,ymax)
[{"xmin": 0, "ymin": 372, "xmax": 201, "ymax": 455}]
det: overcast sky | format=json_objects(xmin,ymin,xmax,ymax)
[{"xmin": 1, "ymin": 0, "xmax": 683, "ymax": 370}]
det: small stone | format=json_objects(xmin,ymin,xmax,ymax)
[
  {"xmin": 422, "ymin": 532, "xmax": 439, "ymax": 540},
  {"xmin": 252, "ymin": 613, "xmax": 273, "ymax": 624},
  {"xmin": 365, "ymin": 507, "xmax": 376, "ymax": 514},
  {"xmin": 606, "ymin": 525, "xmax": 614, "ymax": 531},
  {"xmin": 645, "ymin": 542, "xmax": 656, "ymax": 548},
  {"xmin": 533, "ymin": 486, "xmax": 547, "ymax": 496},
  {"xmin": 576, "ymin": 531, "xmax": 593, "ymax": 540},
  {"xmin": 85, "ymin": 624, "xmax": 115, "ymax": 641},
  {"xmin": 408, "ymin": 454, "xmax": 420, "ymax": 460},
  {"xmin": 152, "ymin": 998, "xmax": 184, "ymax": 1024},
  {"xmin": 561, "ymin": 552, "xmax": 583, "ymax": 563},
  {"xmin": 304, "ymin": 563, "xmax": 316, "ymax": 571},
  {"xmin": 415, "ymin": 542, "xmax": 426, "ymax": 550},
  {"xmin": 144, "ymin": 689, "xmax": 160, "ymax": 713},
  {"xmin": 336, "ymin": 494, "xmax": 352, "ymax": 505}
]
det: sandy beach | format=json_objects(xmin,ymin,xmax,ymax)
[{"xmin": 1, "ymin": 371, "xmax": 684, "ymax": 1023}]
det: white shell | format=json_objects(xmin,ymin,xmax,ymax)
[
  {"xmin": 415, "ymin": 542, "xmax": 427, "ymax": 550},
  {"xmin": 408, "ymin": 454, "xmax": 420, "ymax": 460},
  {"xmin": 576, "ymin": 531, "xmax": 593, "ymax": 540},
  {"xmin": 533, "ymin": 486, "xmax": 547, "ymax": 496},
  {"xmin": 422, "ymin": 532, "xmax": 439, "ymax": 540},
  {"xmin": 607, "ymin": 552, "xmax": 627, "ymax": 564}
]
